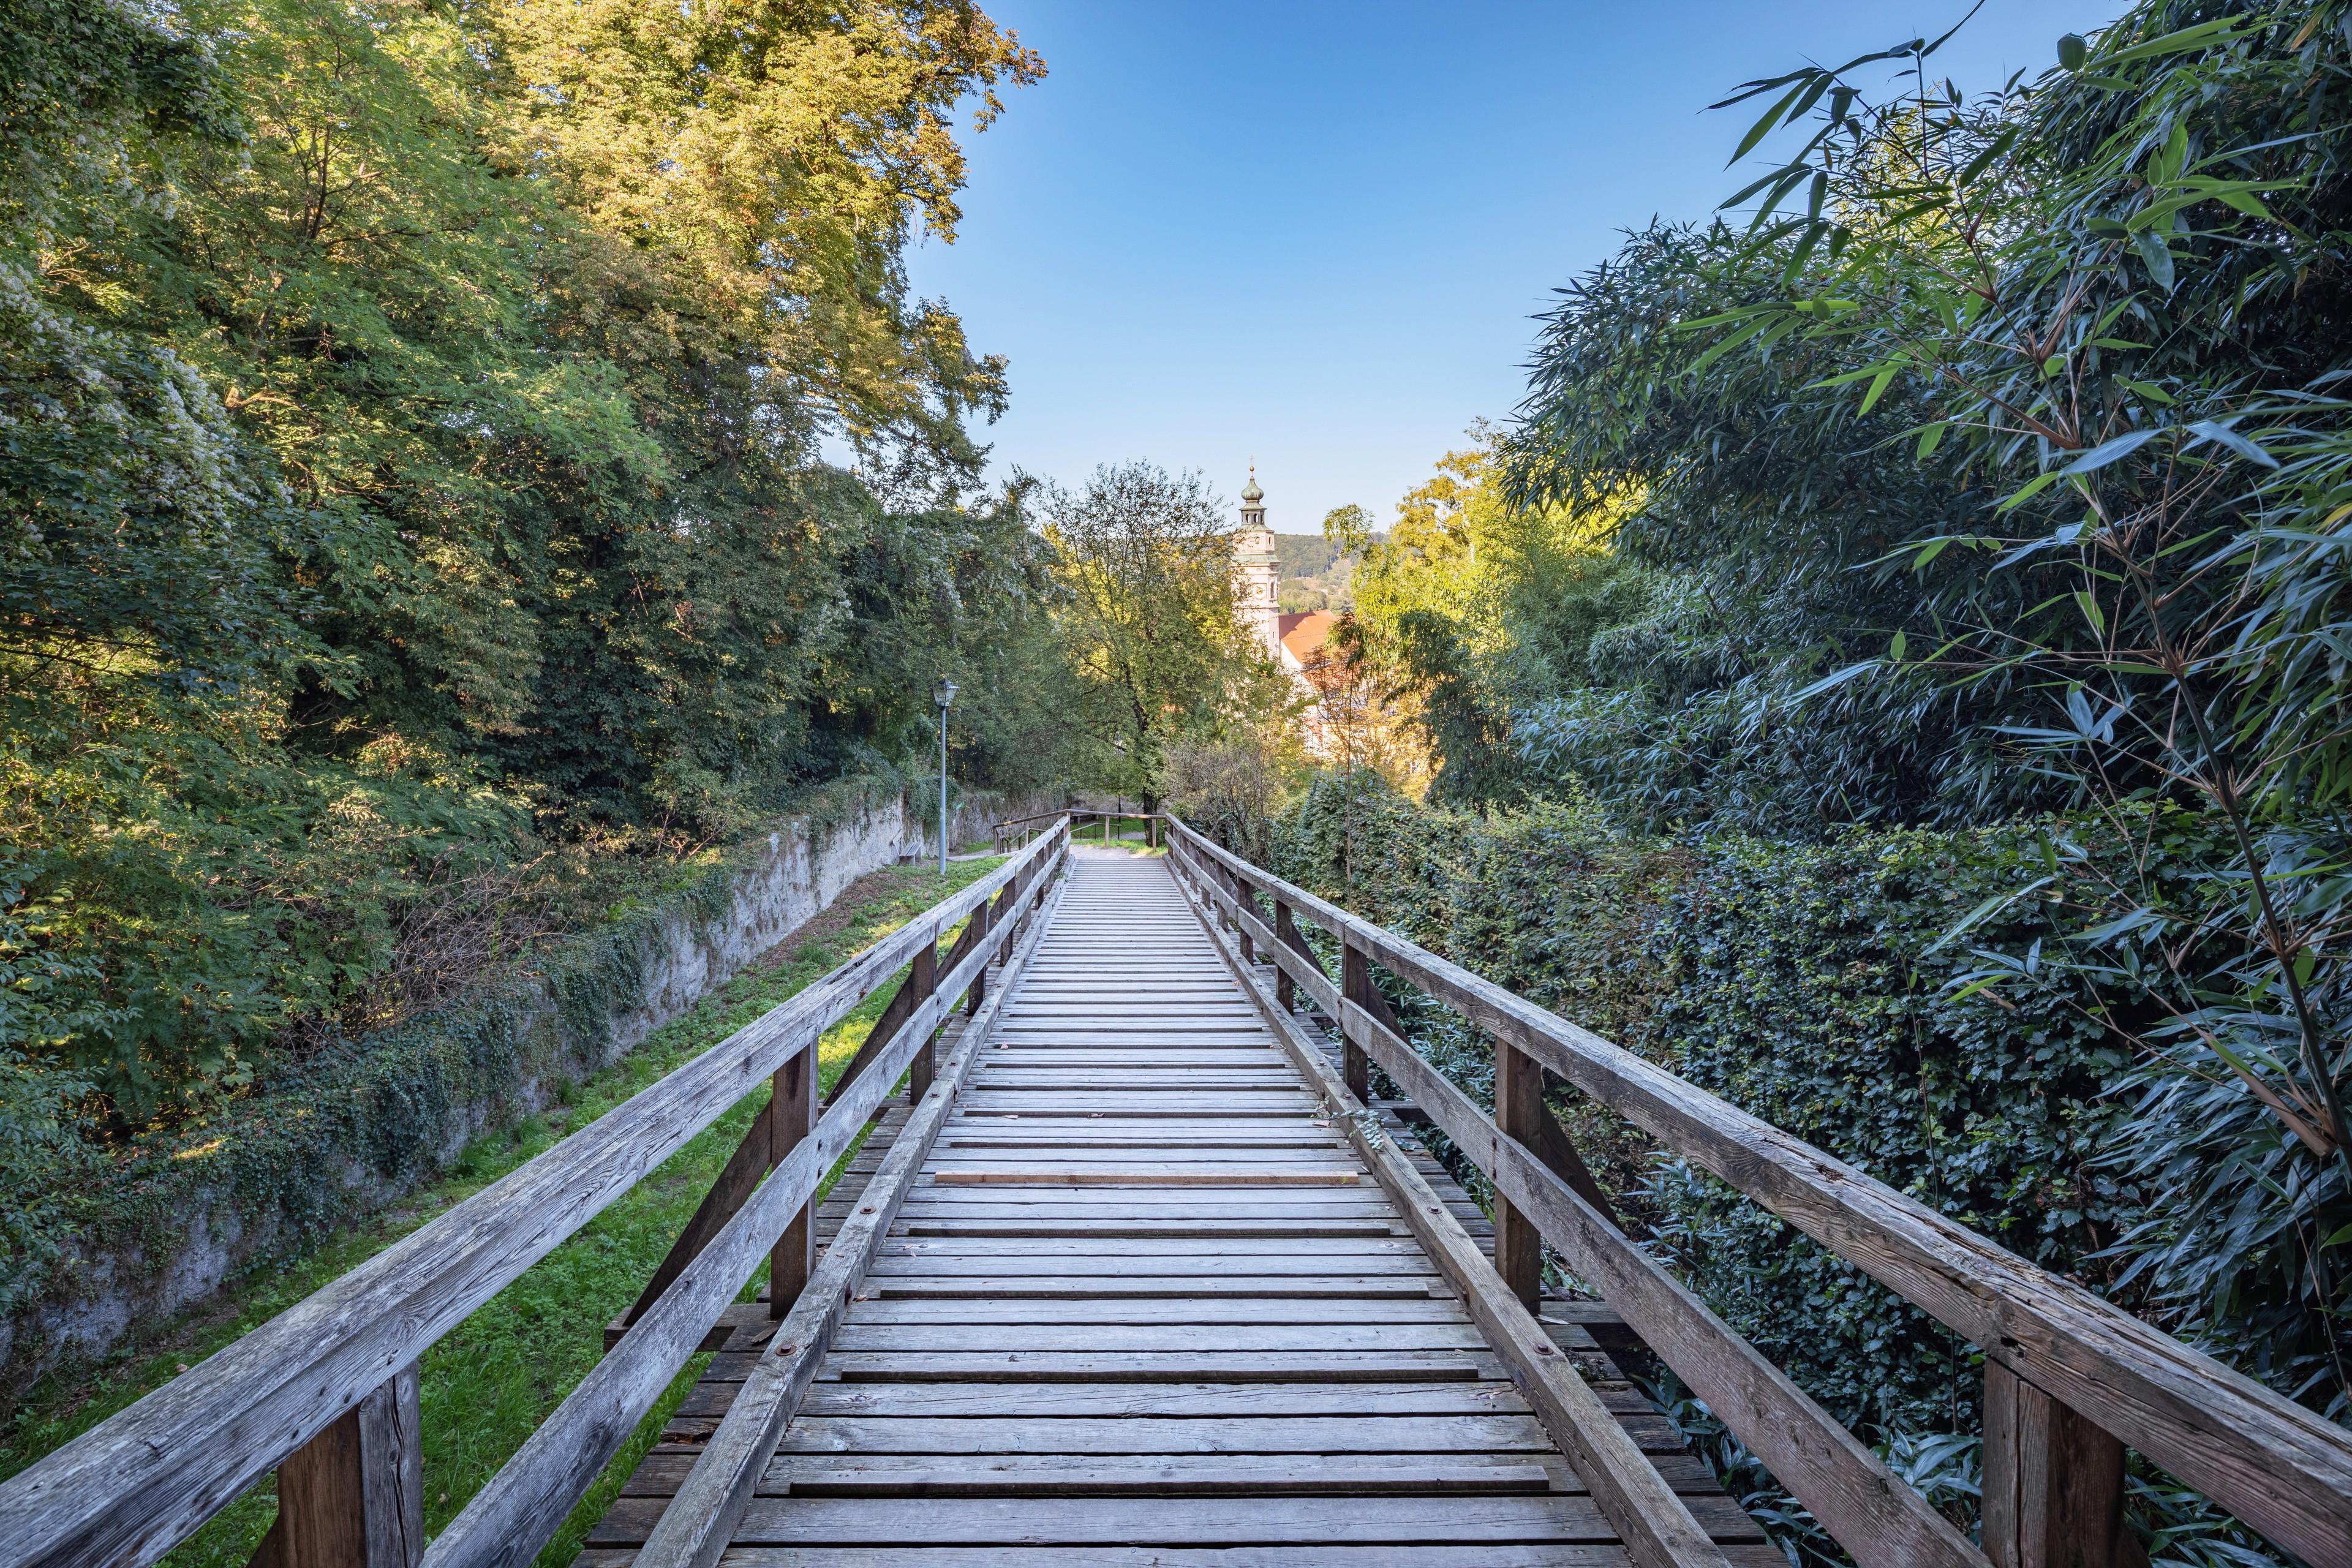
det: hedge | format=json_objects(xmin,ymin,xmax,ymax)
[{"xmin": 1270, "ymin": 771, "xmax": 2142, "ymax": 1439}]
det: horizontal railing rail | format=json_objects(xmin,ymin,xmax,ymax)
[
  {"xmin": 993, "ymin": 805, "xmax": 1159, "ymax": 850},
  {"xmin": 627, "ymin": 858, "xmax": 1074, "ymax": 1568},
  {"xmin": 0, "ymin": 823, "xmax": 1070, "ymax": 1568},
  {"xmin": 1161, "ymin": 815, "xmax": 2352, "ymax": 1568}
]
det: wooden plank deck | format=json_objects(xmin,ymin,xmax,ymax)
[{"xmin": 581, "ymin": 849, "xmax": 1777, "ymax": 1566}]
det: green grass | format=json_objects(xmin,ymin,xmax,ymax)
[
  {"xmin": 1065, "ymin": 819, "xmax": 1163, "ymax": 853},
  {"xmin": 0, "ymin": 856, "xmax": 1008, "ymax": 1567}
]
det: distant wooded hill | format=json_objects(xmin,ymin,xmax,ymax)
[
  {"xmin": 1275, "ymin": 535, "xmax": 1343, "ymax": 578},
  {"xmin": 1274, "ymin": 533, "xmax": 1372, "ymax": 614}
]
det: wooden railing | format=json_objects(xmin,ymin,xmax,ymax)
[
  {"xmin": 993, "ymin": 804, "xmax": 1159, "ymax": 850},
  {"xmin": 1160, "ymin": 815, "xmax": 2352, "ymax": 1568},
  {"xmin": 0, "ymin": 822, "xmax": 1071, "ymax": 1568}
]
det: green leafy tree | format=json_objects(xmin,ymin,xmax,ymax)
[
  {"xmin": 1042, "ymin": 462, "xmax": 1285, "ymax": 808},
  {"xmin": 1501, "ymin": 0, "xmax": 2352, "ymax": 1512},
  {"xmin": 1, "ymin": 0, "xmax": 1060, "ymax": 1129},
  {"xmin": 1336, "ymin": 432, "xmax": 1648, "ymax": 807}
]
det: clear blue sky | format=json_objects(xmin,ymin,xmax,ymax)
[{"xmin": 905, "ymin": 0, "xmax": 2128, "ymax": 535}]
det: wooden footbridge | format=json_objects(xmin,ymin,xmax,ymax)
[{"xmin": 6, "ymin": 818, "xmax": 2350, "ymax": 1568}]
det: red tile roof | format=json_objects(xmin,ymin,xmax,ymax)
[{"xmin": 1278, "ymin": 611, "xmax": 1338, "ymax": 664}]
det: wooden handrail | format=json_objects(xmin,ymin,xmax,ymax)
[
  {"xmin": 426, "ymin": 828, "xmax": 1068, "ymax": 1568},
  {"xmin": 0, "ymin": 823, "xmax": 1070, "ymax": 1568},
  {"xmin": 1161, "ymin": 815, "xmax": 2352, "ymax": 1567},
  {"xmin": 629, "ymin": 864, "xmax": 1073, "ymax": 1568},
  {"xmin": 1165, "ymin": 841, "xmax": 1728, "ymax": 1568}
]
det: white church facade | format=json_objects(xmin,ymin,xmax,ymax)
[{"xmin": 1231, "ymin": 469, "xmax": 1338, "ymax": 757}]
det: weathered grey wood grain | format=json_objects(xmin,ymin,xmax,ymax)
[
  {"xmin": 1338, "ymin": 997, "xmax": 1985, "ymax": 1568},
  {"xmin": 831, "ymin": 937, "xmax": 935, "ymax": 1105},
  {"xmin": 0, "ymin": 828, "xmax": 1065, "ymax": 1568},
  {"xmin": 250, "ymin": 1364, "xmax": 421, "ymax": 1568},
  {"xmin": 621, "ymin": 1095, "xmax": 778, "ymax": 1333},
  {"xmin": 590, "ymin": 1549, "xmax": 1677, "ymax": 1568},
  {"xmin": 765, "ymin": 1412, "xmax": 1555, "ymax": 1454},
  {"xmin": 420, "ymin": 844, "xmax": 1067, "ymax": 1568},
  {"xmin": 595, "ymin": 1491, "xmax": 1760, "ymax": 1547},
  {"xmin": 1166, "ymin": 817, "xmax": 2352, "ymax": 1564},
  {"xmin": 1166, "ymin": 848, "xmax": 1731, "ymax": 1568},
  {"xmin": 626, "ymin": 865, "xmax": 1069, "ymax": 1568},
  {"xmin": 1983, "ymin": 1362, "xmax": 2149, "ymax": 1568},
  {"xmin": 769, "ymin": 1036, "xmax": 818, "ymax": 1319},
  {"xmin": 1492, "ymin": 1037, "xmax": 1544, "ymax": 1310},
  {"xmin": 741, "ymin": 1455, "xmax": 1560, "ymax": 1496}
]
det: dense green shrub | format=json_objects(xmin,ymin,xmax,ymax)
[
  {"xmin": 1637, "ymin": 829, "xmax": 2139, "ymax": 1436},
  {"xmin": 1272, "ymin": 772, "xmax": 2143, "ymax": 1439}
]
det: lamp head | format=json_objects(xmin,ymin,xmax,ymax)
[{"xmin": 934, "ymin": 676, "xmax": 958, "ymax": 710}]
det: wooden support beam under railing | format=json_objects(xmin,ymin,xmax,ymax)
[
  {"xmin": 1983, "ymin": 1362, "xmax": 2148, "ymax": 1568},
  {"xmin": 1491, "ymin": 1032, "xmax": 1547, "ymax": 1312},
  {"xmin": 767, "ymin": 1042, "xmax": 816, "ymax": 1319},
  {"xmin": 1336, "ymin": 939, "xmax": 1376, "ymax": 1107},
  {"xmin": 247, "ymin": 1365, "xmax": 422, "ymax": 1568},
  {"xmin": 1162, "ymin": 814, "xmax": 2352, "ymax": 1568}
]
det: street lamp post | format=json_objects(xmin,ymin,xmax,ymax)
[{"xmin": 933, "ymin": 676, "xmax": 957, "ymax": 879}]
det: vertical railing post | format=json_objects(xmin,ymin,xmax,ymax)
[
  {"xmin": 907, "ymin": 937, "xmax": 939, "ymax": 1105},
  {"xmin": 1232, "ymin": 871, "xmax": 1257, "ymax": 964},
  {"xmin": 768, "ymin": 1041, "xmax": 816, "ymax": 1319},
  {"xmin": 1492, "ymin": 1039, "xmax": 1546, "ymax": 1311},
  {"xmin": 1338, "ymin": 939, "xmax": 1373, "ymax": 1106},
  {"xmin": 1982, "ymin": 1362, "xmax": 2139, "ymax": 1568},
  {"xmin": 1274, "ymin": 900, "xmax": 1298, "ymax": 1013},
  {"xmin": 965, "ymin": 896, "xmax": 993, "ymax": 1018},
  {"xmin": 261, "ymin": 1364, "xmax": 423, "ymax": 1568}
]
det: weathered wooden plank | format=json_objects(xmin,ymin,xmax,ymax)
[
  {"xmin": 894, "ymin": 1200, "xmax": 1406, "ymax": 1221},
  {"xmin": 592, "ymin": 1548, "xmax": 1648, "ymax": 1568},
  {"xmin": 895, "ymin": 1220, "xmax": 1404, "ymax": 1238},
  {"xmin": 814, "ymin": 1351, "xmax": 1501, "ymax": 1382},
  {"xmin": 825, "ymin": 946, "xmax": 931, "ymax": 1107},
  {"xmin": 621, "ymin": 868, "xmax": 1071, "ymax": 1568},
  {"xmin": 0, "ymin": 826, "xmax": 1068, "ymax": 1568},
  {"xmin": 736, "ymin": 1455, "xmax": 1562, "ymax": 1497},
  {"xmin": 1169, "ymin": 818, "xmax": 2352, "ymax": 1564},
  {"xmin": 620, "ymin": 1098, "xmax": 777, "ymax": 1333},
  {"xmin": 769, "ymin": 1041, "xmax": 817, "ymax": 1319},
  {"xmin": 865, "ymin": 1275, "xmax": 1442, "ymax": 1297},
  {"xmin": 1339, "ymin": 996, "xmax": 1985, "ymax": 1568},
  {"xmin": 1166, "ymin": 845, "xmax": 1731, "ymax": 1568},
  {"xmin": 929, "ymin": 1170, "xmax": 1357, "ymax": 1187},
  {"xmin": 1492, "ymin": 1038, "xmax": 1545, "ymax": 1311},
  {"xmin": 250, "ymin": 1365, "xmax": 422, "ymax": 1568},
  {"xmin": 834, "ymin": 1298, "xmax": 1470, "ymax": 1324},
  {"xmin": 867, "ymin": 1235, "xmax": 1434, "ymax": 1259},
  {"xmin": 594, "ymin": 1493, "xmax": 1765, "ymax": 1547},
  {"xmin": 1983, "ymin": 1362, "xmax": 2148, "ymax": 1568},
  {"xmin": 790, "ymin": 1380, "xmax": 1537, "ymax": 1418},
  {"xmin": 822, "ymin": 1322, "xmax": 1493, "ymax": 1353},
  {"xmin": 764, "ymin": 1412, "xmax": 1559, "ymax": 1455}
]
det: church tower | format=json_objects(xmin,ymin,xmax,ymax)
[{"xmin": 1232, "ymin": 467, "xmax": 1281, "ymax": 662}]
